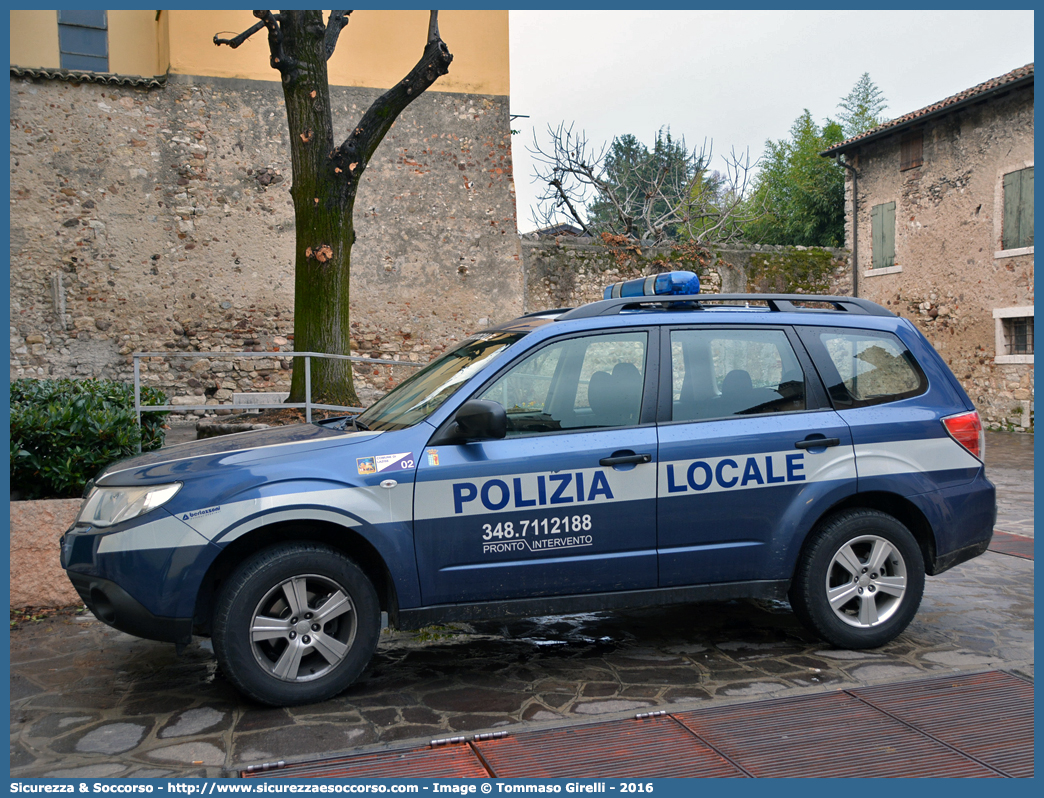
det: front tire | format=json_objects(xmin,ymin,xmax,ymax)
[
  {"xmin": 790, "ymin": 509, "xmax": 925, "ymax": 649},
  {"xmin": 213, "ymin": 542, "xmax": 380, "ymax": 706}
]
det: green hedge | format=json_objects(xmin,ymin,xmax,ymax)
[{"xmin": 10, "ymin": 378, "xmax": 169, "ymax": 500}]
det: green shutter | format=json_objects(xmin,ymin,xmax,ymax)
[
  {"xmin": 871, "ymin": 204, "xmax": 882, "ymax": 268},
  {"xmin": 1003, "ymin": 167, "xmax": 1034, "ymax": 249},
  {"xmin": 1003, "ymin": 170, "xmax": 1021, "ymax": 250},
  {"xmin": 871, "ymin": 202, "xmax": 895, "ymax": 268},
  {"xmin": 883, "ymin": 201, "xmax": 895, "ymax": 267},
  {"xmin": 1020, "ymin": 167, "xmax": 1033, "ymax": 248}
]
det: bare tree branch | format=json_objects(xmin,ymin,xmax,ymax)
[
  {"xmin": 325, "ymin": 10, "xmax": 352, "ymax": 60},
  {"xmin": 531, "ymin": 124, "xmax": 761, "ymax": 247},
  {"xmin": 427, "ymin": 9, "xmax": 441, "ymax": 44},
  {"xmin": 549, "ymin": 178, "xmax": 593, "ymax": 236},
  {"xmin": 334, "ymin": 10, "xmax": 452, "ymax": 177},
  {"xmin": 213, "ymin": 20, "xmax": 266, "ymax": 49},
  {"xmin": 253, "ymin": 10, "xmax": 290, "ymax": 75}
]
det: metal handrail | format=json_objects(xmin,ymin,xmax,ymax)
[{"xmin": 132, "ymin": 350, "xmax": 422, "ymax": 444}]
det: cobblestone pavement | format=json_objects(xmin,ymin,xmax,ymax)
[
  {"xmin": 985, "ymin": 430, "xmax": 1034, "ymax": 537},
  {"xmin": 10, "ymin": 433, "xmax": 1032, "ymax": 778}
]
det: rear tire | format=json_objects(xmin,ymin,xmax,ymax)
[
  {"xmin": 212, "ymin": 542, "xmax": 380, "ymax": 706},
  {"xmin": 790, "ymin": 509, "xmax": 925, "ymax": 649}
]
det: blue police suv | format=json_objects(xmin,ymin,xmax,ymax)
[{"xmin": 61, "ymin": 273, "xmax": 995, "ymax": 706}]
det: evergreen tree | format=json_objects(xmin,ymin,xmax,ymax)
[
  {"xmin": 585, "ymin": 129, "xmax": 696, "ymax": 241},
  {"xmin": 838, "ymin": 73, "xmax": 889, "ymax": 137}
]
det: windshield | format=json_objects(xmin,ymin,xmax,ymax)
[{"xmin": 356, "ymin": 332, "xmax": 524, "ymax": 431}]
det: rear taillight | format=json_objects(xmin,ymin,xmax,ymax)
[{"xmin": 942, "ymin": 410, "xmax": 985, "ymax": 461}]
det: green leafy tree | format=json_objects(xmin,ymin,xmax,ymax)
[
  {"xmin": 743, "ymin": 110, "xmax": 846, "ymax": 247},
  {"xmin": 216, "ymin": 11, "xmax": 452, "ymax": 405},
  {"xmin": 838, "ymin": 72, "xmax": 889, "ymax": 137}
]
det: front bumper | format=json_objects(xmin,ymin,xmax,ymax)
[
  {"xmin": 65, "ymin": 569, "xmax": 194, "ymax": 645},
  {"xmin": 59, "ymin": 517, "xmax": 207, "ymax": 646}
]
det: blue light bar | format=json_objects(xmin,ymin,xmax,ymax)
[{"xmin": 603, "ymin": 270, "xmax": 701, "ymax": 300}]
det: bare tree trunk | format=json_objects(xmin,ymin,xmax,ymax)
[
  {"xmin": 278, "ymin": 12, "xmax": 358, "ymax": 406},
  {"xmin": 216, "ymin": 10, "xmax": 452, "ymax": 408}
]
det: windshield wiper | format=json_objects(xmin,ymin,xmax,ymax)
[{"xmin": 350, "ymin": 415, "xmax": 370, "ymax": 431}]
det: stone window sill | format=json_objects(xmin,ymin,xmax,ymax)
[
  {"xmin": 995, "ymin": 355, "xmax": 1033, "ymax": 365},
  {"xmin": 863, "ymin": 265, "xmax": 903, "ymax": 277},
  {"xmin": 994, "ymin": 246, "xmax": 1033, "ymax": 260}
]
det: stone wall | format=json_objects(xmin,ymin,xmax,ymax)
[
  {"xmin": 9, "ymin": 73, "xmax": 522, "ymax": 408},
  {"xmin": 842, "ymin": 85, "xmax": 1034, "ymax": 430},
  {"xmin": 521, "ymin": 237, "xmax": 850, "ymax": 311}
]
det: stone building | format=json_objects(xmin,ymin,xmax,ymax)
[
  {"xmin": 822, "ymin": 64, "xmax": 1033, "ymax": 429},
  {"xmin": 9, "ymin": 10, "xmax": 521, "ymax": 407}
]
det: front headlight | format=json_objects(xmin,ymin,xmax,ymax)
[{"xmin": 76, "ymin": 483, "xmax": 182, "ymax": 528}]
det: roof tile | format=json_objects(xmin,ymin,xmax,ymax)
[{"xmin": 823, "ymin": 63, "xmax": 1033, "ymax": 155}]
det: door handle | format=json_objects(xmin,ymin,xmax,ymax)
[
  {"xmin": 794, "ymin": 437, "xmax": 840, "ymax": 450},
  {"xmin": 599, "ymin": 453, "xmax": 652, "ymax": 466}
]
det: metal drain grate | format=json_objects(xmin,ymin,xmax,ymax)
[
  {"xmin": 853, "ymin": 670, "xmax": 1033, "ymax": 778},
  {"xmin": 988, "ymin": 531, "xmax": 1034, "ymax": 560},
  {"xmin": 673, "ymin": 689, "xmax": 1001, "ymax": 778},
  {"xmin": 241, "ymin": 744, "xmax": 488, "ymax": 779},
  {"xmin": 474, "ymin": 715, "xmax": 746, "ymax": 778},
  {"xmin": 238, "ymin": 671, "xmax": 1032, "ymax": 778}
]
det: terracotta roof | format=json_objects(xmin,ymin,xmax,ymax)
[
  {"xmin": 10, "ymin": 66, "xmax": 167, "ymax": 88},
  {"xmin": 822, "ymin": 63, "xmax": 1033, "ymax": 157}
]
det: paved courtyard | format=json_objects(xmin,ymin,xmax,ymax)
[{"xmin": 9, "ymin": 432, "xmax": 1033, "ymax": 778}]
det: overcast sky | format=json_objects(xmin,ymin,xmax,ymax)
[{"xmin": 508, "ymin": 9, "xmax": 1034, "ymax": 233}]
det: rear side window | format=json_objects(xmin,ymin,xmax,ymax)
[{"xmin": 805, "ymin": 328, "xmax": 927, "ymax": 408}]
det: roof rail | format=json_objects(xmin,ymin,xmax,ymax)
[
  {"xmin": 557, "ymin": 293, "xmax": 895, "ymax": 321},
  {"xmin": 517, "ymin": 307, "xmax": 573, "ymax": 319}
]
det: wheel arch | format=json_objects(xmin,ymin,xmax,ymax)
[
  {"xmin": 192, "ymin": 519, "xmax": 398, "ymax": 636},
  {"xmin": 792, "ymin": 491, "xmax": 938, "ymax": 582}
]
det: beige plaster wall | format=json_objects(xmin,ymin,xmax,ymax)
[
  {"xmin": 9, "ymin": 10, "xmax": 60, "ymax": 70},
  {"xmin": 10, "ymin": 10, "xmax": 510, "ymax": 96},
  {"xmin": 168, "ymin": 10, "xmax": 510, "ymax": 96},
  {"xmin": 108, "ymin": 10, "xmax": 164, "ymax": 77}
]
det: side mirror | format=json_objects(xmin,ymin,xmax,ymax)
[{"xmin": 449, "ymin": 399, "xmax": 507, "ymax": 442}]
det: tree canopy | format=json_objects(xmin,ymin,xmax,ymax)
[
  {"xmin": 743, "ymin": 111, "xmax": 846, "ymax": 247},
  {"xmin": 742, "ymin": 74, "xmax": 888, "ymax": 247}
]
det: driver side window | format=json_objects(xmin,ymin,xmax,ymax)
[{"xmin": 478, "ymin": 331, "xmax": 647, "ymax": 436}]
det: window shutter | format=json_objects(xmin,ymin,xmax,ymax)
[
  {"xmin": 900, "ymin": 131, "xmax": 923, "ymax": 171},
  {"xmin": 1020, "ymin": 167, "xmax": 1033, "ymax": 248},
  {"xmin": 883, "ymin": 202, "xmax": 896, "ymax": 267},
  {"xmin": 872, "ymin": 202, "xmax": 896, "ymax": 268},
  {"xmin": 57, "ymin": 9, "xmax": 108, "ymax": 72},
  {"xmin": 1003, "ymin": 170, "xmax": 1022, "ymax": 250},
  {"xmin": 871, "ymin": 203, "xmax": 883, "ymax": 268}
]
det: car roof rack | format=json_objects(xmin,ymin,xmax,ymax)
[{"xmin": 557, "ymin": 293, "xmax": 895, "ymax": 321}]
